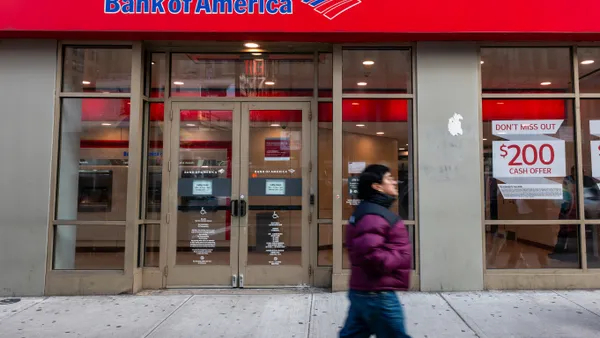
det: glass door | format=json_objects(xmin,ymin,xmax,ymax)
[
  {"xmin": 166, "ymin": 102, "xmax": 241, "ymax": 287},
  {"xmin": 165, "ymin": 101, "xmax": 310, "ymax": 288},
  {"xmin": 239, "ymin": 102, "xmax": 311, "ymax": 287}
]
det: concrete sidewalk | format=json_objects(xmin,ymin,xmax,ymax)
[{"xmin": 1, "ymin": 290, "xmax": 600, "ymax": 338}]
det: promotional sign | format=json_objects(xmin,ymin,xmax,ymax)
[
  {"xmin": 492, "ymin": 140, "xmax": 566, "ymax": 178},
  {"xmin": 265, "ymin": 137, "xmax": 290, "ymax": 161},
  {"xmin": 492, "ymin": 119, "xmax": 566, "ymax": 200},
  {"xmin": 348, "ymin": 162, "xmax": 366, "ymax": 174},
  {"xmin": 4, "ymin": 0, "xmax": 600, "ymax": 36}
]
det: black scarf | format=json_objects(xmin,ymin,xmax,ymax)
[{"xmin": 365, "ymin": 192, "xmax": 396, "ymax": 209}]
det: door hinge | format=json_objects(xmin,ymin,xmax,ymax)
[
  {"xmin": 308, "ymin": 265, "xmax": 314, "ymax": 277},
  {"xmin": 163, "ymin": 266, "xmax": 168, "ymax": 278},
  {"xmin": 308, "ymin": 212, "xmax": 313, "ymax": 224},
  {"xmin": 168, "ymin": 161, "xmax": 172, "ymax": 172},
  {"xmin": 308, "ymin": 161, "xmax": 313, "ymax": 173},
  {"xmin": 308, "ymin": 110, "xmax": 313, "ymax": 121},
  {"xmin": 166, "ymin": 213, "xmax": 171, "ymax": 224},
  {"xmin": 169, "ymin": 109, "xmax": 174, "ymax": 121}
]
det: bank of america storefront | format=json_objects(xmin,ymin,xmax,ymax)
[{"xmin": 2, "ymin": 0, "xmax": 600, "ymax": 296}]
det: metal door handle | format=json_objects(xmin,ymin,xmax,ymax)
[
  {"xmin": 240, "ymin": 200, "xmax": 247, "ymax": 217},
  {"xmin": 231, "ymin": 200, "xmax": 239, "ymax": 217}
]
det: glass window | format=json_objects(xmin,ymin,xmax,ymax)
[
  {"xmin": 171, "ymin": 53, "xmax": 314, "ymax": 97},
  {"xmin": 481, "ymin": 48, "xmax": 573, "ymax": 94},
  {"xmin": 318, "ymin": 102, "xmax": 333, "ymax": 219},
  {"xmin": 319, "ymin": 53, "xmax": 332, "ymax": 98},
  {"xmin": 56, "ymin": 98, "xmax": 130, "ymax": 221},
  {"xmin": 578, "ymin": 48, "xmax": 600, "ymax": 93},
  {"xmin": 483, "ymin": 99, "xmax": 577, "ymax": 221},
  {"xmin": 53, "ymin": 225, "xmax": 125, "ymax": 270},
  {"xmin": 340, "ymin": 99, "xmax": 414, "ymax": 221},
  {"xmin": 317, "ymin": 223, "xmax": 333, "ymax": 266},
  {"xmin": 148, "ymin": 53, "xmax": 166, "ymax": 98},
  {"xmin": 144, "ymin": 103, "xmax": 164, "ymax": 220},
  {"xmin": 486, "ymin": 224, "xmax": 580, "ymax": 269},
  {"xmin": 62, "ymin": 47, "xmax": 132, "ymax": 93},
  {"xmin": 143, "ymin": 224, "xmax": 160, "ymax": 267},
  {"xmin": 579, "ymin": 100, "xmax": 600, "ymax": 219},
  {"xmin": 586, "ymin": 225, "xmax": 600, "ymax": 268},
  {"xmin": 342, "ymin": 49, "xmax": 412, "ymax": 94}
]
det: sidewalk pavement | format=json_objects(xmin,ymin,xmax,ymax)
[{"xmin": 2, "ymin": 289, "xmax": 600, "ymax": 338}]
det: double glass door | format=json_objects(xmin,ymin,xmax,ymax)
[{"xmin": 165, "ymin": 102, "xmax": 310, "ymax": 287}]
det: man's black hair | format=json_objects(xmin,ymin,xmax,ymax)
[{"xmin": 357, "ymin": 164, "xmax": 390, "ymax": 200}]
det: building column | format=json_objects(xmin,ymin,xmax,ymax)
[{"xmin": 416, "ymin": 42, "xmax": 484, "ymax": 291}]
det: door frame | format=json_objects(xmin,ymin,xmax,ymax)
[{"xmin": 163, "ymin": 101, "xmax": 311, "ymax": 288}]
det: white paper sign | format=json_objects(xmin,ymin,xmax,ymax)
[
  {"xmin": 493, "ymin": 140, "xmax": 566, "ymax": 178},
  {"xmin": 492, "ymin": 120, "xmax": 563, "ymax": 136},
  {"xmin": 590, "ymin": 120, "xmax": 600, "ymax": 136},
  {"xmin": 265, "ymin": 179, "xmax": 286, "ymax": 195},
  {"xmin": 498, "ymin": 184, "xmax": 563, "ymax": 200},
  {"xmin": 192, "ymin": 180, "xmax": 213, "ymax": 195},
  {"xmin": 348, "ymin": 162, "xmax": 366, "ymax": 174}
]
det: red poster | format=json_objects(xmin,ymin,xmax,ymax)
[{"xmin": 265, "ymin": 137, "xmax": 290, "ymax": 161}]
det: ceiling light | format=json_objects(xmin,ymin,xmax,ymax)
[
  {"xmin": 540, "ymin": 81, "xmax": 552, "ymax": 86},
  {"xmin": 82, "ymin": 80, "xmax": 91, "ymax": 85},
  {"xmin": 252, "ymin": 53, "xmax": 262, "ymax": 56},
  {"xmin": 356, "ymin": 124, "xmax": 365, "ymax": 127},
  {"xmin": 151, "ymin": 61, "xmax": 155, "ymax": 65},
  {"xmin": 186, "ymin": 123, "xmax": 196, "ymax": 127},
  {"xmin": 173, "ymin": 81, "xmax": 184, "ymax": 85},
  {"xmin": 376, "ymin": 132, "xmax": 384, "ymax": 135},
  {"xmin": 357, "ymin": 82, "xmax": 367, "ymax": 86},
  {"xmin": 480, "ymin": 61, "xmax": 484, "ymax": 64},
  {"xmin": 265, "ymin": 81, "xmax": 275, "ymax": 86},
  {"xmin": 581, "ymin": 60, "xmax": 595, "ymax": 65},
  {"xmin": 399, "ymin": 148, "xmax": 406, "ymax": 151},
  {"xmin": 352, "ymin": 102, "xmax": 360, "ymax": 106},
  {"xmin": 483, "ymin": 138, "xmax": 488, "ymax": 141},
  {"xmin": 363, "ymin": 60, "xmax": 374, "ymax": 66},
  {"xmin": 270, "ymin": 123, "xmax": 280, "ymax": 127},
  {"xmin": 244, "ymin": 42, "xmax": 260, "ymax": 48},
  {"xmin": 101, "ymin": 123, "xmax": 112, "ymax": 126}
]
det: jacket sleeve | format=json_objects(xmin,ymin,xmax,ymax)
[{"xmin": 352, "ymin": 217, "xmax": 412, "ymax": 275}]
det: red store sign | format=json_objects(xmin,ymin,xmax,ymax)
[{"xmin": 2, "ymin": 0, "xmax": 600, "ymax": 38}]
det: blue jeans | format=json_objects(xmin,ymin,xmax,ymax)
[{"xmin": 339, "ymin": 290, "xmax": 411, "ymax": 338}]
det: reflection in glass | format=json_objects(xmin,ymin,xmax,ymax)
[
  {"xmin": 481, "ymin": 47, "xmax": 573, "ymax": 94},
  {"xmin": 175, "ymin": 110, "xmax": 232, "ymax": 265},
  {"xmin": 171, "ymin": 53, "xmax": 314, "ymax": 97},
  {"xmin": 342, "ymin": 49, "xmax": 412, "ymax": 94},
  {"xmin": 317, "ymin": 223, "xmax": 333, "ymax": 266},
  {"xmin": 586, "ymin": 225, "xmax": 600, "ymax": 268},
  {"xmin": 578, "ymin": 48, "xmax": 600, "ymax": 93},
  {"xmin": 247, "ymin": 109, "xmax": 302, "ymax": 266},
  {"xmin": 148, "ymin": 53, "xmax": 166, "ymax": 98},
  {"xmin": 486, "ymin": 224, "xmax": 580, "ymax": 269},
  {"xmin": 318, "ymin": 103, "xmax": 333, "ymax": 219},
  {"xmin": 143, "ymin": 224, "xmax": 160, "ymax": 267},
  {"xmin": 145, "ymin": 103, "xmax": 164, "ymax": 220},
  {"xmin": 483, "ymin": 99, "xmax": 578, "ymax": 221},
  {"xmin": 337, "ymin": 99, "xmax": 414, "ymax": 220},
  {"xmin": 579, "ymin": 100, "xmax": 600, "ymax": 220},
  {"xmin": 57, "ymin": 98, "xmax": 130, "ymax": 222},
  {"xmin": 318, "ymin": 53, "xmax": 333, "ymax": 97},
  {"xmin": 53, "ymin": 225, "xmax": 125, "ymax": 270},
  {"xmin": 62, "ymin": 47, "xmax": 132, "ymax": 93}
]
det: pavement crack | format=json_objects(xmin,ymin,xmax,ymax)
[
  {"xmin": 305, "ymin": 293, "xmax": 315, "ymax": 338},
  {"xmin": 0, "ymin": 297, "xmax": 48, "ymax": 325},
  {"xmin": 553, "ymin": 290, "xmax": 600, "ymax": 318},
  {"xmin": 439, "ymin": 293, "xmax": 485, "ymax": 338},
  {"xmin": 141, "ymin": 295, "xmax": 193, "ymax": 338}
]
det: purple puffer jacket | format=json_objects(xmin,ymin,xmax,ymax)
[{"xmin": 346, "ymin": 202, "xmax": 412, "ymax": 291}]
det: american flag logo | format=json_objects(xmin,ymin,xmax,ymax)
[{"xmin": 301, "ymin": 0, "xmax": 361, "ymax": 20}]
